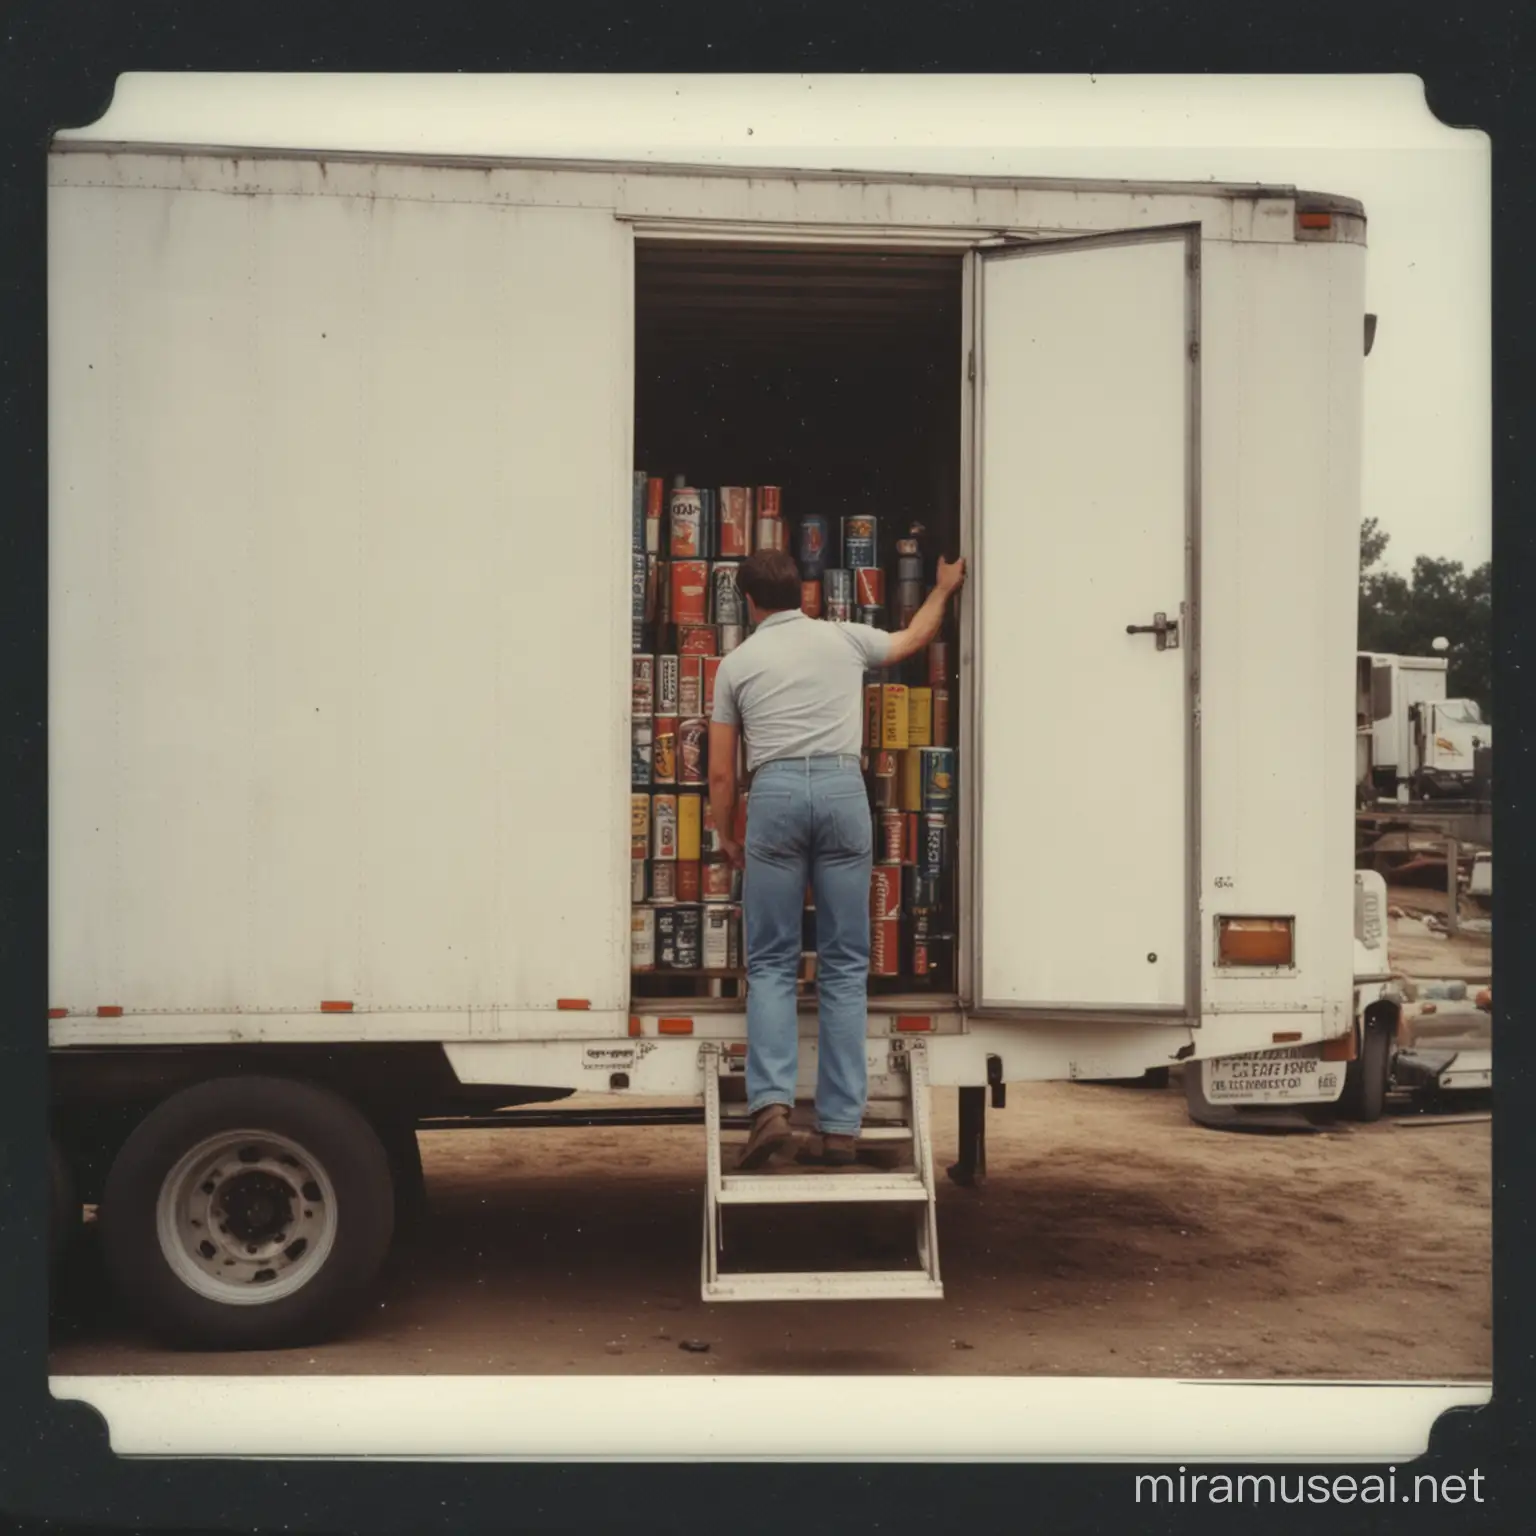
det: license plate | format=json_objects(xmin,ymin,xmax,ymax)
[{"xmin": 1203, "ymin": 1045, "xmax": 1345, "ymax": 1106}]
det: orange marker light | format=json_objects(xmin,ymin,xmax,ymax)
[
  {"xmin": 895, "ymin": 1016, "xmax": 933, "ymax": 1033},
  {"xmin": 1321, "ymin": 1032, "xmax": 1357, "ymax": 1062},
  {"xmin": 97, "ymin": 1005, "xmax": 123, "ymax": 1018},
  {"xmin": 657, "ymin": 1017, "xmax": 694, "ymax": 1036},
  {"xmin": 1271, "ymin": 1030, "xmax": 1303, "ymax": 1044},
  {"xmin": 320, "ymin": 1000, "xmax": 354, "ymax": 1013},
  {"xmin": 48, "ymin": 1008, "xmax": 68, "ymax": 1020},
  {"xmin": 628, "ymin": 1015, "xmax": 643, "ymax": 1037},
  {"xmin": 1298, "ymin": 211, "xmax": 1332, "ymax": 229},
  {"xmin": 1217, "ymin": 917, "xmax": 1295, "ymax": 968},
  {"xmin": 557, "ymin": 999, "xmax": 591, "ymax": 1011}
]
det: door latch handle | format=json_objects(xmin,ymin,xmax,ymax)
[{"xmin": 1126, "ymin": 612, "xmax": 1180, "ymax": 651}]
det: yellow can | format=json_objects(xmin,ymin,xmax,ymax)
[
  {"xmin": 677, "ymin": 792, "xmax": 703, "ymax": 861},
  {"xmin": 881, "ymin": 684, "xmax": 910, "ymax": 750}
]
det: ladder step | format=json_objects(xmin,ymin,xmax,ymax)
[
  {"xmin": 717, "ymin": 1172, "xmax": 929, "ymax": 1205},
  {"xmin": 718, "ymin": 1125, "xmax": 913, "ymax": 1143},
  {"xmin": 704, "ymin": 1270, "xmax": 944, "ymax": 1302}
]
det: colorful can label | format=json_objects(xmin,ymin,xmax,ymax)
[
  {"xmin": 645, "ymin": 478, "xmax": 665, "ymax": 553},
  {"xmin": 652, "ymin": 717, "xmax": 678, "ymax": 785},
  {"xmin": 920, "ymin": 747, "xmax": 956, "ymax": 813},
  {"xmin": 657, "ymin": 654, "xmax": 680, "ymax": 716},
  {"xmin": 631, "ymin": 858, "xmax": 648, "ymax": 904},
  {"xmin": 756, "ymin": 517, "xmax": 786, "ymax": 553},
  {"xmin": 909, "ymin": 913, "xmax": 933, "ymax": 978},
  {"xmin": 863, "ymin": 684, "xmax": 881, "ymax": 749},
  {"xmin": 881, "ymin": 685, "xmax": 910, "ymax": 750},
  {"xmin": 842, "ymin": 515, "xmax": 878, "ymax": 569},
  {"xmin": 798, "ymin": 515, "xmax": 828, "ymax": 577},
  {"xmin": 824, "ymin": 569, "xmax": 853, "ymax": 604},
  {"xmin": 669, "ymin": 487, "xmax": 703, "ymax": 559},
  {"xmin": 719, "ymin": 623, "xmax": 746, "ymax": 654},
  {"xmin": 670, "ymin": 561, "xmax": 709, "ymax": 627},
  {"xmin": 677, "ymin": 655, "xmax": 703, "ymax": 718},
  {"xmin": 870, "ymin": 918, "xmax": 901, "ymax": 977},
  {"xmin": 928, "ymin": 642, "xmax": 949, "ymax": 686},
  {"xmin": 652, "ymin": 793, "xmax": 679, "ymax": 860},
  {"xmin": 679, "ymin": 720, "xmax": 707, "ymax": 786},
  {"xmin": 879, "ymin": 809, "xmax": 905, "ymax": 865},
  {"xmin": 873, "ymin": 749, "xmax": 899, "ymax": 811},
  {"xmin": 702, "ymin": 858, "xmax": 735, "ymax": 901},
  {"xmin": 702, "ymin": 903, "xmax": 733, "ymax": 970},
  {"xmin": 676, "ymin": 860, "xmax": 701, "ymax": 904},
  {"xmin": 703, "ymin": 655, "xmax": 723, "ymax": 715},
  {"xmin": 679, "ymin": 624, "xmax": 718, "ymax": 656},
  {"xmin": 631, "ymin": 793, "xmax": 651, "ymax": 860},
  {"xmin": 712, "ymin": 563, "xmax": 744, "ymax": 626},
  {"xmin": 932, "ymin": 687, "xmax": 951, "ymax": 748},
  {"xmin": 898, "ymin": 749, "xmax": 923, "ymax": 812},
  {"xmin": 651, "ymin": 859, "xmax": 677, "ymax": 904},
  {"xmin": 719, "ymin": 487, "xmax": 753, "ymax": 558},
  {"xmin": 631, "ymin": 552, "xmax": 648, "ymax": 637},
  {"xmin": 632, "ymin": 654, "xmax": 655, "ymax": 717},
  {"xmin": 631, "ymin": 905, "xmax": 656, "ymax": 971},
  {"xmin": 918, "ymin": 813, "xmax": 948, "ymax": 879},
  {"xmin": 758, "ymin": 486, "xmax": 782, "ymax": 518},
  {"xmin": 677, "ymin": 791, "xmax": 703, "ymax": 860},
  {"xmin": 631, "ymin": 720, "xmax": 653, "ymax": 789},
  {"xmin": 905, "ymin": 867, "xmax": 940, "ymax": 914},
  {"xmin": 674, "ymin": 905, "xmax": 702, "ymax": 970},
  {"xmin": 655, "ymin": 905, "xmax": 679, "ymax": 964},
  {"xmin": 701, "ymin": 799, "xmax": 722, "ymax": 856},
  {"xmin": 824, "ymin": 599, "xmax": 851, "ymax": 623},
  {"xmin": 801, "ymin": 579, "xmax": 823, "ymax": 618},
  {"xmin": 854, "ymin": 568, "xmax": 885, "ymax": 608},
  {"xmin": 871, "ymin": 865, "xmax": 903, "ymax": 922},
  {"xmin": 907, "ymin": 687, "xmax": 933, "ymax": 747}
]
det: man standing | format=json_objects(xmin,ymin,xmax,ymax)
[{"xmin": 709, "ymin": 547, "xmax": 966, "ymax": 1169}]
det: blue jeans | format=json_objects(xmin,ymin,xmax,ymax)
[{"xmin": 743, "ymin": 755, "xmax": 872, "ymax": 1135}]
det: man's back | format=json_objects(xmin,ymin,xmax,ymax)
[{"xmin": 712, "ymin": 611, "xmax": 890, "ymax": 771}]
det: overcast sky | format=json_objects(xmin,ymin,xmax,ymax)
[{"xmin": 60, "ymin": 74, "xmax": 1491, "ymax": 573}]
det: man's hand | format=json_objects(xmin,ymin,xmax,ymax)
[
  {"xmin": 936, "ymin": 555, "xmax": 966, "ymax": 595},
  {"xmin": 720, "ymin": 835, "xmax": 745, "ymax": 871}
]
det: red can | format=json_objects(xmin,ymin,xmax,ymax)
[
  {"xmin": 854, "ymin": 568, "xmax": 886, "ymax": 608},
  {"xmin": 678, "ymin": 717, "xmax": 708, "ymax": 785},
  {"xmin": 632, "ymin": 654, "xmax": 655, "ymax": 717},
  {"xmin": 932, "ymin": 688, "xmax": 951, "ymax": 748},
  {"xmin": 645, "ymin": 478, "xmax": 665, "ymax": 555},
  {"xmin": 870, "ymin": 864, "xmax": 902, "ymax": 922},
  {"xmin": 679, "ymin": 624, "xmax": 718, "ymax": 656},
  {"xmin": 910, "ymin": 913, "xmax": 933, "ymax": 978},
  {"xmin": 703, "ymin": 655, "xmax": 723, "ymax": 715},
  {"xmin": 669, "ymin": 487, "xmax": 703, "ymax": 559},
  {"xmin": 652, "ymin": 717, "xmax": 678, "ymax": 784},
  {"xmin": 702, "ymin": 858, "xmax": 735, "ymax": 901},
  {"xmin": 872, "ymin": 750, "xmax": 899, "ymax": 810},
  {"xmin": 676, "ymin": 860, "xmax": 701, "ymax": 904},
  {"xmin": 801, "ymin": 579, "xmax": 823, "ymax": 618},
  {"xmin": 870, "ymin": 919, "xmax": 901, "ymax": 977},
  {"xmin": 670, "ymin": 561, "xmax": 709, "ymax": 627},
  {"xmin": 758, "ymin": 486, "xmax": 782, "ymax": 518},
  {"xmin": 879, "ymin": 809, "xmax": 905, "ymax": 865},
  {"xmin": 928, "ymin": 642, "xmax": 949, "ymax": 687},
  {"xmin": 719, "ymin": 487, "xmax": 753, "ymax": 558},
  {"xmin": 677, "ymin": 656, "xmax": 704, "ymax": 718},
  {"xmin": 903, "ymin": 812, "xmax": 920, "ymax": 865}
]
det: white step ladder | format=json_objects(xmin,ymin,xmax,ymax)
[{"xmin": 701, "ymin": 1040, "xmax": 943, "ymax": 1301}]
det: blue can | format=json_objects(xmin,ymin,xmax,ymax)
[
  {"xmin": 920, "ymin": 747, "xmax": 956, "ymax": 814},
  {"xmin": 917, "ymin": 813, "xmax": 948, "ymax": 879},
  {"xmin": 798, "ymin": 515, "xmax": 829, "ymax": 579}
]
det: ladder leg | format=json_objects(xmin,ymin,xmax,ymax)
[{"xmin": 947, "ymin": 1085, "xmax": 987, "ymax": 1188}]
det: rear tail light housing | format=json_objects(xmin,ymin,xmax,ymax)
[{"xmin": 1216, "ymin": 917, "xmax": 1295, "ymax": 969}]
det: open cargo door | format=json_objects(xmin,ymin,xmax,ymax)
[
  {"xmin": 968, "ymin": 230, "xmax": 1195, "ymax": 1014},
  {"xmin": 50, "ymin": 171, "xmax": 634, "ymax": 1032}
]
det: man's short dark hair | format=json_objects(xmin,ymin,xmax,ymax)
[{"xmin": 736, "ymin": 550, "xmax": 802, "ymax": 613}]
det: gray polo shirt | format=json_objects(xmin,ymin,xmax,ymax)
[{"xmin": 712, "ymin": 611, "xmax": 894, "ymax": 772}]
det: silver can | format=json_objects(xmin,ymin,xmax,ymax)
[
  {"xmin": 631, "ymin": 906, "xmax": 656, "ymax": 971},
  {"xmin": 712, "ymin": 563, "xmax": 744, "ymax": 626},
  {"xmin": 651, "ymin": 858, "xmax": 677, "ymax": 904},
  {"xmin": 702, "ymin": 903, "xmax": 733, "ymax": 971},
  {"xmin": 630, "ymin": 859, "xmax": 647, "ymax": 904},
  {"xmin": 657, "ymin": 654, "xmax": 680, "ymax": 716},
  {"xmin": 719, "ymin": 623, "xmax": 745, "ymax": 654}
]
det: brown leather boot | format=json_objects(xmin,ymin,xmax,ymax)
[
  {"xmin": 796, "ymin": 1132, "xmax": 857, "ymax": 1168},
  {"xmin": 738, "ymin": 1103, "xmax": 793, "ymax": 1170}
]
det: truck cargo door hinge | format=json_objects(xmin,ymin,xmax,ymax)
[{"xmin": 967, "ymin": 349, "xmax": 976, "ymax": 381}]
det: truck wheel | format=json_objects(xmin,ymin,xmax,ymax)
[
  {"xmin": 49, "ymin": 1135, "xmax": 77, "ymax": 1272},
  {"xmin": 101, "ymin": 1076, "xmax": 395, "ymax": 1350},
  {"xmin": 1340, "ymin": 1024, "xmax": 1391, "ymax": 1123}
]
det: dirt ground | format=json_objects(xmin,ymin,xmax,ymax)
[{"xmin": 49, "ymin": 1072, "xmax": 1491, "ymax": 1381}]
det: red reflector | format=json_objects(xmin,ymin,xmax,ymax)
[
  {"xmin": 895, "ymin": 1016, "xmax": 933, "ymax": 1033},
  {"xmin": 320, "ymin": 1000, "xmax": 354, "ymax": 1013},
  {"xmin": 628, "ymin": 1015, "xmax": 643, "ymax": 1037},
  {"xmin": 728, "ymin": 1042, "xmax": 748, "ymax": 1057},
  {"xmin": 657, "ymin": 1017, "xmax": 694, "ymax": 1036},
  {"xmin": 1321, "ymin": 1032, "xmax": 1357, "ymax": 1062},
  {"xmin": 48, "ymin": 1008, "xmax": 68, "ymax": 1020},
  {"xmin": 97, "ymin": 1006, "xmax": 123, "ymax": 1018},
  {"xmin": 557, "ymin": 999, "xmax": 591, "ymax": 1011},
  {"xmin": 1298, "ymin": 211, "xmax": 1332, "ymax": 229},
  {"xmin": 1271, "ymin": 1030, "xmax": 1303, "ymax": 1044}
]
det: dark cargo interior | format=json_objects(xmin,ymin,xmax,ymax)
[{"xmin": 632, "ymin": 241, "xmax": 965, "ymax": 1004}]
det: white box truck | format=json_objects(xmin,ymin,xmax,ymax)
[
  {"xmin": 47, "ymin": 140, "xmax": 1389, "ymax": 1344},
  {"xmin": 1364, "ymin": 651, "xmax": 1491, "ymax": 801}
]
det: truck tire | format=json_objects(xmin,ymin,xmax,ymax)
[
  {"xmin": 100, "ymin": 1076, "xmax": 395, "ymax": 1350},
  {"xmin": 49, "ymin": 1135, "xmax": 77, "ymax": 1272},
  {"xmin": 1340, "ymin": 1023, "xmax": 1391, "ymax": 1123}
]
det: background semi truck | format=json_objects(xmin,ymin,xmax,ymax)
[
  {"xmin": 48, "ymin": 141, "xmax": 1372, "ymax": 1346},
  {"xmin": 1362, "ymin": 651, "xmax": 1491, "ymax": 802}
]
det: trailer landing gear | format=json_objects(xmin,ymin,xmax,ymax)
[{"xmin": 947, "ymin": 1058, "xmax": 1005, "ymax": 1188}]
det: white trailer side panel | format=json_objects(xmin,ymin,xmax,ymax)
[
  {"xmin": 1197, "ymin": 238, "xmax": 1364, "ymax": 1032},
  {"xmin": 49, "ymin": 184, "xmax": 634, "ymax": 1025}
]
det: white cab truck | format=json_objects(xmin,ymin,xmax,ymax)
[
  {"xmin": 48, "ymin": 140, "xmax": 1380, "ymax": 1344},
  {"xmin": 1363, "ymin": 651, "xmax": 1491, "ymax": 801}
]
